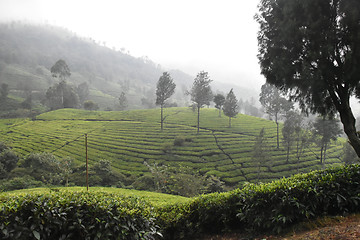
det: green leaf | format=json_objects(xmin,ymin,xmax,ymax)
[{"xmin": 33, "ymin": 230, "xmax": 40, "ymax": 240}]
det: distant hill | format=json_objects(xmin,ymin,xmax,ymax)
[
  {"xmin": 0, "ymin": 107, "xmax": 344, "ymax": 186},
  {"xmin": 0, "ymin": 22, "xmax": 259, "ymax": 112}
]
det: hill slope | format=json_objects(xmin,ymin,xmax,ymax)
[
  {"xmin": 0, "ymin": 108, "xmax": 343, "ymax": 186},
  {"xmin": 0, "ymin": 22, "xmax": 259, "ymax": 111}
]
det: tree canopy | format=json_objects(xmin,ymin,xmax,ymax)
[
  {"xmin": 312, "ymin": 116, "xmax": 342, "ymax": 163},
  {"xmin": 156, "ymin": 72, "xmax": 176, "ymax": 130},
  {"xmin": 256, "ymin": 0, "xmax": 360, "ymax": 157},
  {"xmin": 50, "ymin": 59, "xmax": 71, "ymax": 81},
  {"xmin": 259, "ymin": 83, "xmax": 293, "ymax": 148},
  {"xmin": 188, "ymin": 71, "xmax": 213, "ymax": 133},
  {"xmin": 223, "ymin": 89, "xmax": 239, "ymax": 128},
  {"xmin": 213, "ymin": 94, "xmax": 225, "ymax": 117}
]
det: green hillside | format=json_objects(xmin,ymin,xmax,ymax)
[{"xmin": 1, "ymin": 107, "xmax": 343, "ymax": 185}]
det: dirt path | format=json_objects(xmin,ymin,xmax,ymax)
[{"xmin": 201, "ymin": 214, "xmax": 360, "ymax": 240}]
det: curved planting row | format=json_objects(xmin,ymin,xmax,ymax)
[{"xmin": 0, "ymin": 107, "xmax": 344, "ymax": 185}]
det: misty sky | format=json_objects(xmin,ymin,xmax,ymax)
[{"xmin": 0, "ymin": 0, "xmax": 265, "ymax": 90}]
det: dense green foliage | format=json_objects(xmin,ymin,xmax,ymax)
[
  {"xmin": 157, "ymin": 164, "xmax": 360, "ymax": 239},
  {"xmin": 0, "ymin": 108, "xmax": 344, "ymax": 190},
  {"xmin": 0, "ymin": 190, "xmax": 161, "ymax": 240},
  {"xmin": 1, "ymin": 165, "xmax": 359, "ymax": 239},
  {"xmin": 256, "ymin": 0, "xmax": 360, "ymax": 157}
]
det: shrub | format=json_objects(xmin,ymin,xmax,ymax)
[
  {"xmin": 173, "ymin": 136, "xmax": 185, "ymax": 146},
  {"xmin": 0, "ymin": 191, "xmax": 161, "ymax": 240},
  {"xmin": 0, "ymin": 176, "xmax": 44, "ymax": 191},
  {"xmin": 156, "ymin": 164, "xmax": 360, "ymax": 239}
]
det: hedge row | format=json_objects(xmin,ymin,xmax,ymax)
[
  {"xmin": 156, "ymin": 164, "xmax": 360, "ymax": 239},
  {"xmin": 0, "ymin": 191, "xmax": 161, "ymax": 240},
  {"xmin": 0, "ymin": 164, "xmax": 359, "ymax": 239}
]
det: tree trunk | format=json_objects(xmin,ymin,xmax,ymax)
[
  {"xmin": 229, "ymin": 117, "xmax": 231, "ymax": 128},
  {"xmin": 320, "ymin": 145, "xmax": 324, "ymax": 164},
  {"xmin": 286, "ymin": 143, "xmax": 290, "ymax": 163},
  {"xmin": 323, "ymin": 142, "xmax": 328, "ymax": 166},
  {"xmin": 160, "ymin": 105, "xmax": 164, "ymax": 131},
  {"xmin": 276, "ymin": 122, "xmax": 279, "ymax": 149},
  {"xmin": 337, "ymin": 100, "xmax": 360, "ymax": 157},
  {"xmin": 197, "ymin": 105, "xmax": 200, "ymax": 133}
]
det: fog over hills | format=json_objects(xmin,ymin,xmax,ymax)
[{"xmin": 0, "ymin": 22, "xmax": 259, "ymax": 110}]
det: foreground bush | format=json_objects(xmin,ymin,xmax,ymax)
[
  {"xmin": 0, "ymin": 191, "xmax": 161, "ymax": 240},
  {"xmin": 156, "ymin": 164, "xmax": 360, "ymax": 239}
]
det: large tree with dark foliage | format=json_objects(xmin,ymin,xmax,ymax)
[
  {"xmin": 156, "ymin": 72, "xmax": 176, "ymax": 130},
  {"xmin": 189, "ymin": 71, "xmax": 213, "ymax": 133},
  {"xmin": 256, "ymin": 0, "xmax": 360, "ymax": 157}
]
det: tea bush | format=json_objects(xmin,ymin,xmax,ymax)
[
  {"xmin": 0, "ymin": 191, "xmax": 161, "ymax": 240},
  {"xmin": 156, "ymin": 164, "xmax": 360, "ymax": 239}
]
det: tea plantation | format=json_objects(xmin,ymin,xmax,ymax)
[
  {"xmin": 1, "ymin": 164, "xmax": 360, "ymax": 239},
  {"xmin": 0, "ymin": 107, "xmax": 344, "ymax": 185}
]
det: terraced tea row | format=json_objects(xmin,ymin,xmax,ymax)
[{"xmin": 0, "ymin": 108, "xmax": 344, "ymax": 185}]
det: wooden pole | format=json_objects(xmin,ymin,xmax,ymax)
[{"xmin": 85, "ymin": 133, "xmax": 89, "ymax": 191}]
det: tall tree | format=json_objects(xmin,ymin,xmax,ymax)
[
  {"xmin": 312, "ymin": 116, "xmax": 342, "ymax": 164},
  {"xmin": 256, "ymin": 0, "xmax": 360, "ymax": 157},
  {"xmin": 282, "ymin": 111, "xmax": 302, "ymax": 163},
  {"xmin": 77, "ymin": 82, "xmax": 90, "ymax": 104},
  {"xmin": 50, "ymin": 59, "xmax": 71, "ymax": 106},
  {"xmin": 252, "ymin": 128, "xmax": 270, "ymax": 182},
  {"xmin": 155, "ymin": 72, "xmax": 176, "ymax": 130},
  {"xmin": 50, "ymin": 59, "xmax": 71, "ymax": 81},
  {"xmin": 259, "ymin": 83, "xmax": 293, "ymax": 149},
  {"xmin": 223, "ymin": 89, "xmax": 239, "ymax": 128},
  {"xmin": 118, "ymin": 91, "xmax": 128, "ymax": 111},
  {"xmin": 45, "ymin": 81, "xmax": 79, "ymax": 110},
  {"xmin": 213, "ymin": 93, "xmax": 225, "ymax": 117},
  {"xmin": 294, "ymin": 123, "xmax": 312, "ymax": 172},
  {"xmin": 0, "ymin": 83, "xmax": 9, "ymax": 100},
  {"xmin": 188, "ymin": 71, "xmax": 213, "ymax": 133}
]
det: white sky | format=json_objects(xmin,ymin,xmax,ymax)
[{"xmin": 0, "ymin": 0, "xmax": 265, "ymax": 90}]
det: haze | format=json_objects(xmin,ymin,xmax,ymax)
[{"xmin": 0, "ymin": 0, "xmax": 264, "ymax": 90}]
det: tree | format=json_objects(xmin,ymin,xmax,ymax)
[
  {"xmin": 50, "ymin": 59, "xmax": 71, "ymax": 81},
  {"xmin": 22, "ymin": 152, "xmax": 66, "ymax": 185},
  {"xmin": 312, "ymin": 116, "xmax": 342, "ymax": 164},
  {"xmin": 223, "ymin": 89, "xmax": 239, "ymax": 128},
  {"xmin": 0, "ymin": 149, "xmax": 18, "ymax": 172},
  {"xmin": 77, "ymin": 82, "xmax": 90, "ymax": 104},
  {"xmin": 294, "ymin": 123, "xmax": 312, "ymax": 172},
  {"xmin": 252, "ymin": 128, "xmax": 270, "ymax": 182},
  {"xmin": 0, "ymin": 83, "xmax": 9, "ymax": 99},
  {"xmin": 45, "ymin": 81, "xmax": 79, "ymax": 110},
  {"xmin": 260, "ymin": 83, "xmax": 293, "ymax": 149},
  {"xmin": 118, "ymin": 91, "xmax": 128, "ymax": 110},
  {"xmin": 188, "ymin": 71, "xmax": 213, "ymax": 133},
  {"xmin": 155, "ymin": 72, "xmax": 176, "ymax": 130},
  {"xmin": 83, "ymin": 100, "xmax": 99, "ymax": 110},
  {"xmin": 282, "ymin": 111, "xmax": 302, "ymax": 163},
  {"xmin": 213, "ymin": 93, "xmax": 225, "ymax": 117},
  {"xmin": 256, "ymin": 0, "xmax": 360, "ymax": 156},
  {"xmin": 50, "ymin": 59, "xmax": 71, "ymax": 107}
]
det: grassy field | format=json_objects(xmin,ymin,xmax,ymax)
[{"xmin": 0, "ymin": 107, "xmax": 344, "ymax": 185}]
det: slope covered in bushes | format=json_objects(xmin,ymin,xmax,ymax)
[
  {"xmin": 156, "ymin": 164, "xmax": 360, "ymax": 239},
  {"xmin": 0, "ymin": 108, "xmax": 344, "ymax": 188},
  {"xmin": 1, "ymin": 164, "xmax": 359, "ymax": 239}
]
